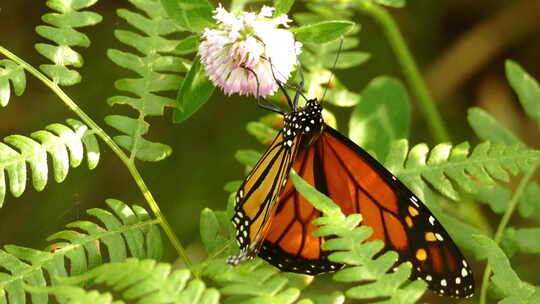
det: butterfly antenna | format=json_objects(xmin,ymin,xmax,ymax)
[
  {"xmin": 267, "ymin": 57, "xmax": 297, "ymax": 110},
  {"xmin": 292, "ymin": 60, "xmax": 305, "ymax": 108},
  {"xmin": 321, "ymin": 38, "xmax": 344, "ymax": 103},
  {"xmin": 242, "ymin": 66, "xmax": 285, "ymax": 114},
  {"xmin": 252, "ymin": 35, "xmax": 298, "ymax": 110}
]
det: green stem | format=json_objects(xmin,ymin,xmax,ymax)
[
  {"xmin": 355, "ymin": 1, "xmax": 449, "ymax": 143},
  {"xmin": 479, "ymin": 167, "xmax": 536, "ymax": 304},
  {"xmin": 0, "ymin": 45, "xmax": 193, "ymax": 269}
]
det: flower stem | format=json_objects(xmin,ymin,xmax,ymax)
[
  {"xmin": 479, "ymin": 167, "xmax": 536, "ymax": 304},
  {"xmin": 355, "ymin": 1, "xmax": 449, "ymax": 143},
  {"xmin": 0, "ymin": 45, "xmax": 193, "ymax": 269}
]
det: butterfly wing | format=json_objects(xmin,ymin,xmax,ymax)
[
  {"xmin": 227, "ymin": 128, "xmax": 301, "ymax": 265},
  {"xmin": 259, "ymin": 124, "xmax": 474, "ymax": 298},
  {"xmin": 258, "ymin": 143, "xmax": 342, "ymax": 274}
]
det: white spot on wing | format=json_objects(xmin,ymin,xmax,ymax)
[{"xmin": 410, "ymin": 196, "xmax": 420, "ymax": 207}]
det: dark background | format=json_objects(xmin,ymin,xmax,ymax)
[{"xmin": 1, "ymin": 0, "xmax": 539, "ymax": 297}]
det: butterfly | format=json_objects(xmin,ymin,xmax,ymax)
[{"xmin": 227, "ymin": 71, "xmax": 474, "ymax": 298}]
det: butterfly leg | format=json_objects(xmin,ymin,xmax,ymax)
[{"xmin": 241, "ymin": 65, "xmax": 285, "ymax": 114}]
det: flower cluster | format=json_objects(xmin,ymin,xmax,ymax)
[{"xmin": 198, "ymin": 5, "xmax": 302, "ymax": 97}]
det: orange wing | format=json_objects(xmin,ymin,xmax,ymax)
[
  {"xmin": 258, "ymin": 125, "xmax": 474, "ymax": 298},
  {"xmin": 227, "ymin": 128, "xmax": 301, "ymax": 266}
]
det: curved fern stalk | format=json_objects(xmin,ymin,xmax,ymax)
[
  {"xmin": 0, "ymin": 199, "xmax": 162, "ymax": 304},
  {"xmin": 385, "ymin": 140, "xmax": 540, "ymax": 203},
  {"xmin": 0, "ymin": 119, "xmax": 99, "ymax": 207},
  {"xmin": 46, "ymin": 258, "xmax": 220, "ymax": 304},
  {"xmin": 0, "ymin": 59, "xmax": 26, "ymax": 107},
  {"xmin": 106, "ymin": 0, "xmax": 190, "ymax": 162},
  {"xmin": 35, "ymin": 0, "xmax": 102, "ymax": 86},
  {"xmin": 289, "ymin": 172, "xmax": 427, "ymax": 303}
]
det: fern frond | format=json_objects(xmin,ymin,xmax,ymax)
[
  {"xmin": 53, "ymin": 258, "xmax": 219, "ymax": 304},
  {"xmin": 289, "ymin": 171, "xmax": 427, "ymax": 303},
  {"xmin": 506, "ymin": 60, "xmax": 540, "ymax": 130},
  {"xmin": 518, "ymin": 181, "xmax": 540, "ymax": 221},
  {"xmin": 25, "ymin": 284, "xmax": 119, "ymax": 304},
  {"xmin": 106, "ymin": 0, "xmax": 190, "ymax": 162},
  {"xmin": 467, "ymin": 107, "xmax": 523, "ymax": 145},
  {"xmin": 0, "ymin": 119, "xmax": 99, "ymax": 207},
  {"xmin": 0, "ymin": 199, "xmax": 162, "ymax": 303},
  {"xmin": 201, "ymin": 258, "xmax": 306, "ymax": 304},
  {"xmin": 35, "ymin": 0, "xmax": 102, "ymax": 86},
  {"xmin": 385, "ymin": 140, "xmax": 540, "ymax": 202},
  {"xmin": 474, "ymin": 235, "xmax": 539, "ymax": 304},
  {"xmin": 0, "ymin": 59, "xmax": 26, "ymax": 107}
]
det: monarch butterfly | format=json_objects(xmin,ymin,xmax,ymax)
[{"xmin": 227, "ymin": 70, "xmax": 474, "ymax": 298}]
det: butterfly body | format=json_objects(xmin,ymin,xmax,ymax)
[{"xmin": 228, "ymin": 99, "xmax": 474, "ymax": 298}]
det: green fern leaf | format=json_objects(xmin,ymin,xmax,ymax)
[
  {"xmin": 247, "ymin": 121, "xmax": 279, "ymax": 145},
  {"xmin": 200, "ymin": 208, "xmax": 230, "ymax": 256},
  {"xmin": 35, "ymin": 0, "xmax": 102, "ymax": 86},
  {"xmin": 0, "ymin": 119, "xmax": 99, "ymax": 207},
  {"xmin": 292, "ymin": 21, "xmax": 356, "ymax": 44},
  {"xmin": 173, "ymin": 57, "xmax": 215, "ymax": 123},
  {"xmin": 55, "ymin": 258, "xmax": 219, "ymax": 304},
  {"xmin": 203, "ymin": 259, "xmax": 304, "ymax": 304},
  {"xmin": 275, "ymin": 0, "xmax": 296, "ymax": 15},
  {"xmin": 349, "ymin": 76, "xmax": 410, "ymax": 161},
  {"xmin": 502, "ymin": 227, "xmax": 540, "ymax": 257},
  {"xmin": 25, "ymin": 284, "xmax": 120, "ymax": 304},
  {"xmin": 306, "ymin": 292, "xmax": 345, "ymax": 304},
  {"xmin": 385, "ymin": 140, "xmax": 540, "ymax": 202},
  {"xmin": 0, "ymin": 60, "xmax": 26, "ymax": 107},
  {"xmin": 474, "ymin": 235, "xmax": 539, "ymax": 304},
  {"xmin": 372, "ymin": 0, "xmax": 406, "ymax": 8},
  {"xmin": 106, "ymin": 0, "xmax": 190, "ymax": 162},
  {"xmin": 518, "ymin": 182, "xmax": 540, "ymax": 221},
  {"xmin": 506, "ymin": 60, "xmax": 540, "ymax": 129},
  {"xmin": 289, "ymin": 171, "xmax": 427, "ymax": 302},
  {"xmin": 467, "ymin": 107, "xmax": 523, "ymax": 145},
  {"xmin": 160, "ymin": 0, "xmax": 214, "ymax": 32},
  {"xmin": 0, "ymin": 199, "xmax": 161, "ymax": 303}
]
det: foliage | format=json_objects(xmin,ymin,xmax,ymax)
[
  {"xmin": 106, "ymin": 0, "xmax": 190, "ymax": 162},
  {"xmin": 0, "ymin": 119, "xmax": 99, "ymax": 207},
  {"xmin": 386, "ymin": 140, "xmax": 538, "ymax": 203},
  {"xmin": 0, "ymin": 199, "xmax": 162, "ymax": 303},
  {"xmin": 474, "ymin": 235, "xmax": 539, "ymax": 304},
  {"xmin": 35, "ymin": 0, "xmax": 102, "ymax": 86},
  {"xmin": 349, "ymin": 76, "xmax": 410, "ymax": 160},
  {"xmin": 1, "ymin": 0, "xmax": 540, "ymax": 303},
  {"xmin": 0, "ymin": 60, "xmax": 26, "ymax": 107}
]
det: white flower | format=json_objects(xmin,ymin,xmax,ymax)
[{"xmin": 198, "ymin": 4, "xmax": 302, "ymax": 97}]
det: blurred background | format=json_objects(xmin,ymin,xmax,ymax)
[{"xmin": 1, "ymin": 0, "xmax": 539, "ymax": 302}]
